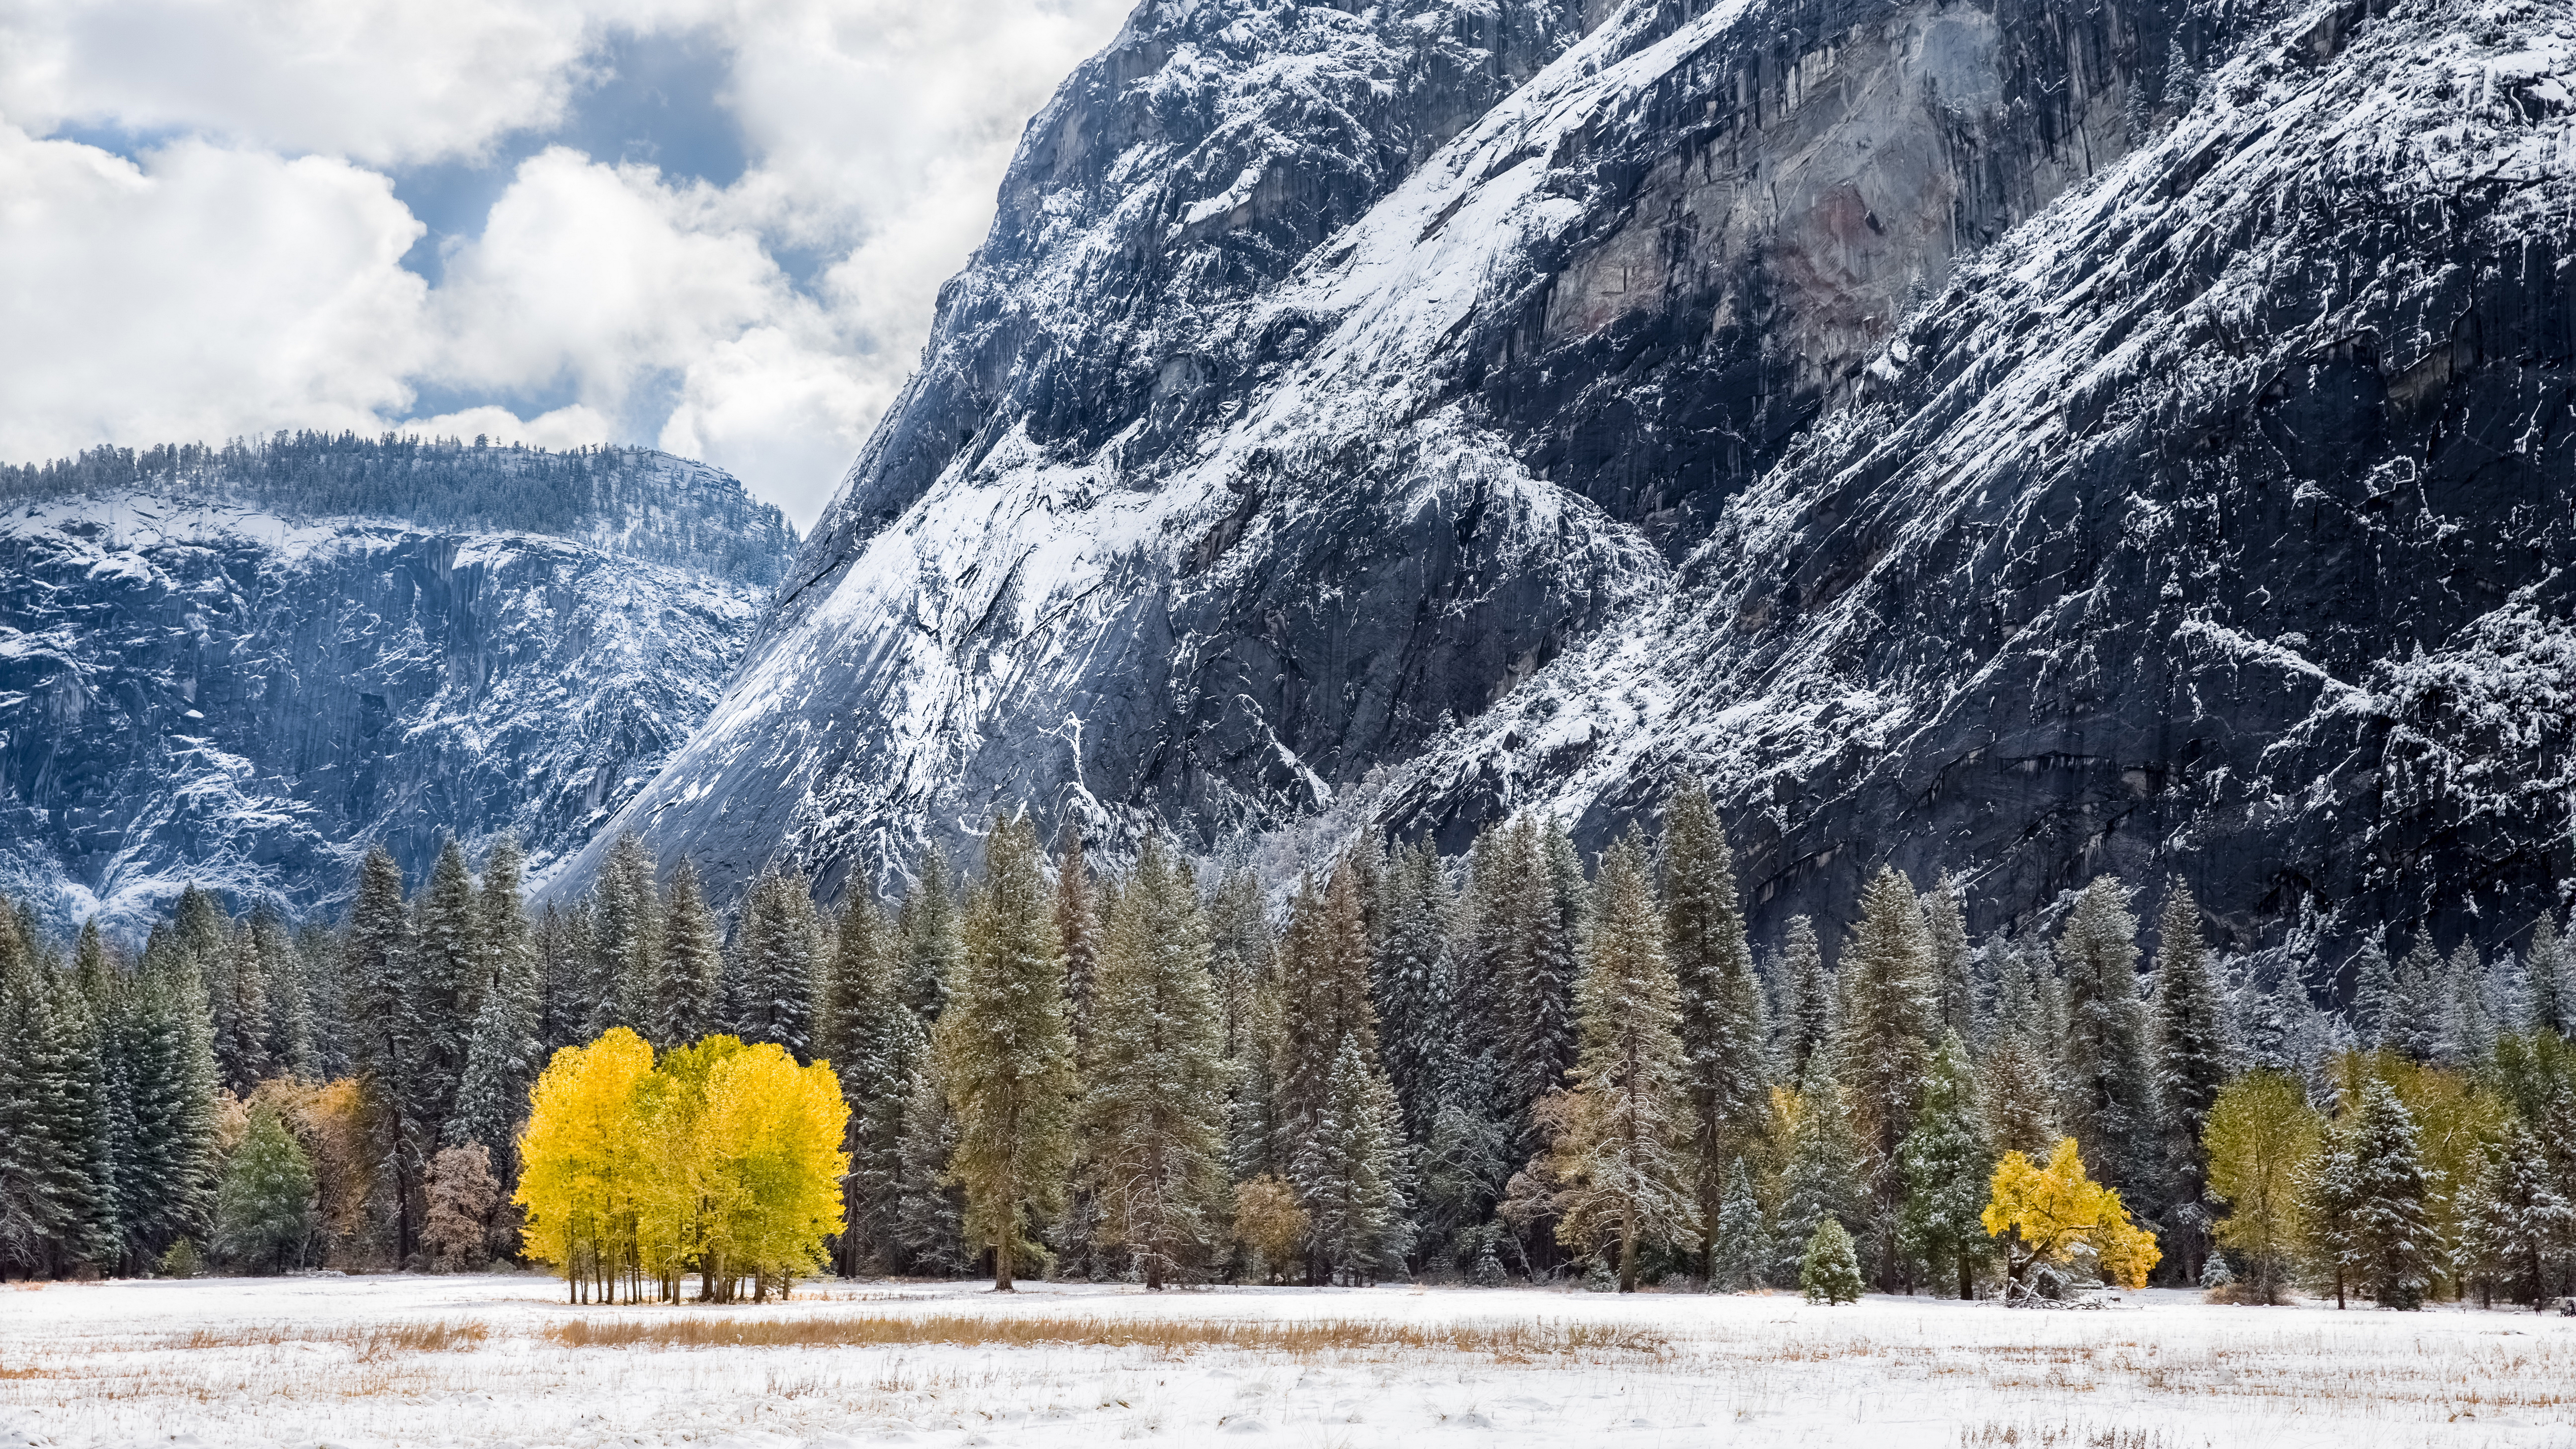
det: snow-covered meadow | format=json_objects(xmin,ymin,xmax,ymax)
[{"xmin": 3, "ymin": 1276, "xmax": 2571, "ymax": 1449}]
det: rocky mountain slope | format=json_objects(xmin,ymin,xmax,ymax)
[
  {"xmin": 0, "ymin": 438, "xmax": 796, "ymax": 933},
  {"xmin": 571, "ymin": 0, "xmax": 2573, "ymax": 973}
]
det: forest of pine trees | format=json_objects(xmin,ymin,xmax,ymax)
[{"xmin": 3, "ymin": 784, "xmax": 2573, "ymax": 1307}]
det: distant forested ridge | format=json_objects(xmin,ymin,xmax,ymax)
[{"xmin": 0, "ymin": 431, "xmax": 795, "ymax": 585}]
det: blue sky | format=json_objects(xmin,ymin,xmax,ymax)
[{"xmin": 0, "ymin": 0, "xmax": 1132, "ymax": 526}]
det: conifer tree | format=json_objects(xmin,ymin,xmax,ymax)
[
  {"xmin": 815, "ymin": 896, "xmax": 922, "ymax": 1273},
  {"xmin": 1209, "ymin": 865, "xmax": 1281, "ymax": 1183},
  {"xmin": 210, "ymin": 915, "xmax": 275, "ymax": 1096},
  {"xmin": 1374, "ymin": 839, "xmax": 1450, "ymax": 1144},
  {"xmin": 211, "ymin": 1100, "xmax": 317, "ymax": 1273},
  {"xmin": 1836, "ymin": 864, "xmax": 1936, "ymax": 1286},
  {"xmin": 1660, "ymin": 779, "xmax": 1764, "ymax": 1279},
  {"xmin": 656, "ymin": 859, "xmax": 724, "ymax": 1046},
  {"xmin": 594, "ymin": 832, "xmax": 663, "ymax": 1036},
  {"xmin": 2151, "ymin": 881, "xmax": 2226, "ymax": 1280},
  {"xmin": 119, "ymin": 925, "xmax": 220, "ymax": 1273},
  {"xmin": 1531, "ymin": 838, "xmax": 1694, "ymax": 1292},
  {"xmin": 255, "ymin": 909, "xmax": 318, "ymax": 1082},
  {"xmin": 932, "ymin": 813, "xmax": 1076, "ymax": 1290},
  {"xmin": 2455, "ymin": 1120, "xmax": 2573, "ymax": 1310},
  {"xmin": 1293, "ymin": 1033, "xmax": 1404, "ymax": 1284},
  {"xmin": 1415, "ymin": 1046, "xmax": 1509, "ymax": 1272},
  {"xmin": 2345, "ymin": 1077, "xmax": 2434, "ymax": 1309},
  {"xmin": 1275, "ymin": 863, "xmax": 1379, "ymax": 1171},
  {"xmin": 894, "ymin": 1066, "xmax": 968, "ymax": 1274},
  {"xmin": 2349, "ymin": 932, "xmax": 2398, "ymax": 1048},
  {"xmin": 1506, "ymin": 819, "xmax": 1587, "ymax": 1147},
  {"xmin": 1775, "ymin": 1062, "xmax": 1864, "ymax": 1284},
  {"xmin": 1899, "ymin": 1030, "xmax": 1994, "ymax": 1299},
  {"xmin": 65, "ymin": 926, "xmax": 126, "ymax": 1269},
  {"xmin": 340, "ymin": 845, "xmax": 418, "ymax": 1259},
  {"xmin": 1778, "ymin": 914, "xmax": 1834, "ymax": 1078},
  {"xmin": 729, "ymin": 871, "xmax": 821, "ymax": 1058},
  {"xmin": 902, "ymin": 844, "xmax": 961, "ymax": 1022},
  {"xmin": 1921, "ymin": 872, "xmax": 1975, "ymax": 1039},
  {"xmin": 1049, "ymin": 826, "xmax": 1096, "ymax": 1054},
  {"xmin": 1801, "ymin": 1219, "xmax": 1864, "ymax": 1304},
  {"xmin": 533, "ymin": 902, "xmax": 587, "ymax": 1050},
  {"xmin": 1709, "ymin": 1158, "xmax": 1772, "ymax": 1290},
  {"xmin": 2387, "ymin": 936, "xmax": 2446, "ymax": 1062},
  {"xmin": 1081, "ymin": 834, "xmax": 1230, "ymax": 1288},
  {"xmin": 2526, "ymin": 911, "xmax": 2567, "ymax": 1035},
  {"xmin": 2298, "ymin": 1120, "xmax": 2366, "ymax": 1309},
  {"xmin": 0, "ymin": 904, "xmax": 92, "ymax": 1276},
  {"xmin": 2057, "ymin": 876, "xmax": 2153, "ymax": 1194},
  {"xmin": 407, "ymin": 839, "xmax": 481, "ymax": 1144},
  {"xmin": 2443, "ymin": 939, "xmax": 2497, "ymax": 1066}
]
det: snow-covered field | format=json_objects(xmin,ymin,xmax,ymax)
[{"xmin": 3, "ymin": 1275, "xmax": 2571, "ymax": 1449}]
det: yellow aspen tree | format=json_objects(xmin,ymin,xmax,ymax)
[
  {"xmin": 1981, "ymin": 1137, "xmax": 2161, "ymax": 1295},
  {"xmin": 701, "ymin": 1042, "xmax": 849, "ymax": 1301},
  {"xmin": 514, "ymin": 1028, "xmax": 654, "ymax": 1303}
]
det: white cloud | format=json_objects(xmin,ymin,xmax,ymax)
[
  {"xmin": 0, "ymin": 0, "xmax": 1137, "ymax": 527},
  {"xmin": 402, "ymin": 403, "xmax": 615, "ymax": 449},
  {"xmin": 0, "ymin": 123, "xmax": 429, "ymax": 463}
]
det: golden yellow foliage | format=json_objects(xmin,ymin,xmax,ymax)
[
  {"xmin": 1981, "ymin": 1137, "xmax": 2160, "ymax": 1292},
  {"xmin": 513, "ymin": 1029, "xmax": 847, "ymax": 1304}
]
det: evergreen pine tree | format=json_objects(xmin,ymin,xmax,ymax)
[
  {"xmin": 210, "ymin": 1101, "xmax": 316, "ymax": 1273},
  {"xmin": 1709, "ymin": 1158, "xmax": 1772, "ymax": 1290},
  {"xmin": 2346, "ymin": 1077, "xmax": 2434, "ymax": 1309},
  {"xmin": 1374, "ymin": 839, "xmax": 1449, "ymax": 1145},
  {"xmin": 1537, "ymin": 837, "xmax": 1695, "ymax": 1292},
  {"xmin": 2057, "ymin": 876, "xmax": 2154, "ymax": 1195},
  {"xmin": 1898, "ymin": 1030, "xmax": 1994, "ymax": 1299},
  {"xmin": 2387, "ymin": 936, "xmax": 2446, "ymax": 1062},
  {"xmin": 210, "ymin": 914, "xmax": 274, "ymax": 1096},
  {"xmin": 1801, "ymin": 1219, "xmax": 1865, "ymax": 1304},
  {"xmin": 1055, "ymin": 826, "xmax": 1098, "ymax": 1054},
  {"xmin": 1506, "ymin": 819, "xmax": 1587, "ymax": 1150},
  {"xmin": 340, "ymin": 845, "xmax": 417, "ymax": 1259},
  {"xmin": 2526, "ymin": 911, "xmax": 2567, "ymax": 1035},
  {"xmin": 1774, "ymin": 1061, "xmax": 1864, "ymax": 1284},
  {"xmin": 118, "ymin": 924, "xmax": 220, "ymax": 1273},
  {"xmin": 1660, "ymin": 779, "xmax": 1765, "ymax": 1279},
  {"xmin": 2298, "ymin": 1121, "xmax": 2366, "ymax": 1309},
  {"xmin": 932, "ymin": 813, "xmax": 1076, "ymax": 1290},
  {"xmin": 656, "ymin": 859, "xmax": 724, "ymax": 1046},
  {"xmin": 1922, "ymin": 871, "xmax": 1975, "ymax": 1039},
  {"xmin": 1292, "ymin": 1033, "xmax": 1404, "ymax": 1284},
  {"xmin": 0, "ymin": 904, "xmax": 90, "ymax": 1276},
  {"xmin": 407, "ymin": 838, "xmax": 481, "ymax": 1147},
  {"xmin": 2443, "ymin": 939, "xmax": 2497, "ymax": 1066},
  {"xmin": 1779, "ymin": 914, "xmax": 1834, "ymax": 1078},
  {"xmin": 815, "ymin": 896, "xmax": 923, "ymax": 1273},
  {"xmin": 1275, "ymin": 863, "xmax": 1379, "ymax": 1175},
  {"xmin": 1080, "ymin": 834, "xmax": 1231, "ymax": 1288},
  {"xmin": 893, "ymin": 1066, "xmax": 968, "ymax": 1274},
  {"xmin": 594, "ymin": 832, "xmax": 663, "ymax": 1035},
  {"xmin": 2152, "ymin": 880, "xmax": 2226, "ymax": 1281},
  {"xmin": 257, "ymin": 910, "xmax": 319, "ymax": 1082},
  {"xmin": 728, "ymin": 871, "xmax": 821, "ymax": 1057},
  {"xmin": 1208, "ymin": 865, "xmax": 1280, "ymax": 1183},
  {"xmin": 1836, "ymin": 864, "xmax": 1936, "ymax": 1287},
  {"xmin": 2349, "ymin": 932, "xmax": 2398, "ymax": 1048},
  {"xmin": 67, "ymin": 925, "xmax": 127, "ymax": 1271},
  {"xmin": 532, "ymin": 902, "xmax": 587, "ymax": 1050},
  {"xmin": 2455, "ymin": 1120, "xmax": 2574, "ymax": 1310},
  {"xmin": 901, "ymin": 844, "xmax": 961, "ymax": 1022}
]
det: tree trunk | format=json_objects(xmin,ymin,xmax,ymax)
[
  {"xmin": 1958, "ymin": 1256, "xmax": 1973, "ymax": 1301},
  {"xmin": 994, "ymin": 1236, "xmax": 1015, "ymax": 1292},
  {"xmin": 1618, "ymin": 1215, "xmax": 1639, "ymax": 1294}
]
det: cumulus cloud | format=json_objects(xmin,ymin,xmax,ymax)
[{"xmin": 0, "ymin": 0, "xmax": 1136, "ymax": 527}]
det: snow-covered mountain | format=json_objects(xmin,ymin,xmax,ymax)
[
  {"xmin": 563, "ymin": 0, "xmax": 2573, "ymax": 971},
  {"xmin": 0, "ymin": 440, "xmax": 796, "ymax": 934}
]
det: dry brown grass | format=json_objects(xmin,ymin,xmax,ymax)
[
  {"xmin": 547, "ymin": 1312, "xmax": 1668, "ymax": 1362},
  {"xmin": 176, "ymin": 1320, "xmax": 489, "ymax": 1357}
]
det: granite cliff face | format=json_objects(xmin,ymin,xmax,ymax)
[
  {"xmin": 576, "ymin": 0, "xmax": 2573, "ymax": 969},
  {"xmin": 0, "ymin": 444, "xmax": 795, "ymax": 932}
]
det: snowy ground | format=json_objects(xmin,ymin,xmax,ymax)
[{"xmin": 3, "ymin": 1275, "xmax": 2572, "ymax": 1449}]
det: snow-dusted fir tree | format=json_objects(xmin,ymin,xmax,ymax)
[
  {"xmin": 209, "ymin": 915, "xmax": 273, "ymax": 1096},
  {"xmin": 0, "ymin": 905, "xmax": 93, "ymax": 1276},
  {"xmin": 893, "ymin": 1067, "xmax": 967, "ymax": 1274},
  {"xmin": 447, "ymin": 838, "xmax": 543, "ymax": 1168},
  {"xmin": 1374, "ymin": 839, "xmax": 1450, "ymax": 1144},
  {"xmin": 815, "ymin": 896, "xmax": 921, "ymax": 1273},
  {"xmin": 253, "ymin": 910, "xmax": 317, "ymax": 1083},
  {"xmin": 932, "ymin": 813, "xmax": 1076, "ymax": 1290},
  {"xmin": 901, "ymin": 844, "xmax": 961, "ymax": 1023},
  {"xmin": 533, "ymin": 901, "xmax": 590, "ymax": 1051},
  {"xmin": 2527, "ymin": 911, "xmax": 2567, "ymax": 1034},
  {"xmin": 1710, "ymin": 1158, "xmax": 1771, "ymax": 1290},
  {"xmin": 1275, "ymin": 862, "xmax": 1379, "ymax": 1171},
  {"xmin": 1080, "ymin": 835, "xmax": 1231, "ymax": 1288},
  {"xmin": 1208, "ymin": 865, "xmax": 1280, "ymax": 1183},
  {"xmin": 2151, "ymin": 880, "xmax": 2226, "ymax": 1280},
  {"xmin": 1517, "ymin": 820, "xmax": 1589, "ymax": 1136},
  {"xmin": 1659, "ymin": 778, "xmax": 1764, "ymax": 1278},
  {"xmin": 407, "ymin": 838, "xmax": 482, "ymax": 1145},
  {"xmin": 656, "ymin": 859, "xmax": 724, "ymax": 1046},
  {"xmin": 2056, "ymin": 876, "xmax": 2153, "ymax": 1194},
  {"xmin": 66, "ymin": 927, "xmax": 127, "ymax": 1268},
  {"xmin": 1774, "ymin": 1060, "xmax": 1864, "ymax": 1284},
  {"xmin": 1054, "ymin": 826, "xmax": 1097, "ymax": 1054},
  {"xmin": 2442, "ymin": 940, "xmax": 2497, "ymax": 1066},
  {"xmin": 593, "ymin": 832, "xmax": 662, "ymax": 1037},
  {"xmin": 122, "ymin": 924, "xmax": 220, "ymax": 1272},
  {"xmin": 1778, "ymin": 914, "xmax": 1834, "ymax": 1078},
  {"xmin": 2454, "ymin": 1119, "xmax": 2574, "ymax": 1310},
  {"xmin": 1921, "ymin": 872, "xmax": 1975, "ymax": 1040},
  {"xmin": 728, "ymin": 871, "xmax": 821, "ymax": 1058},
  {"xmin": 1801, "ymin": 1219, "xmax": 1864, "ymax": 1304},
  {"xmin": 1533, "ymin": 838, "xmax": 1694, "ymax": 1293},
  {"xmin": 1292, "ymin": 1033, "xmax": 1405, "ymax": 1284},
  {"xmin": 2348, "ymin": 931, "xmax": 2398, "ymax": 1048},
  {"xmin": 1415, "ymin": 1045, "xmax": 1509, "ymax": 1272},
  {"xmin": 1837, "ymin": 865, "xmax": 1936, "ymax": 1286},
  {"xmin": 2387, "ymin": 936, "xmax": 2446, "ymax": 1062},
  {"xmin": 1899, "ymin": 1030, "xmax": 1994, "ymax": 1299},
  {"xmin": 2345, "ymin": 1077, "xmax": 2433, "ymax": 1309}
]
